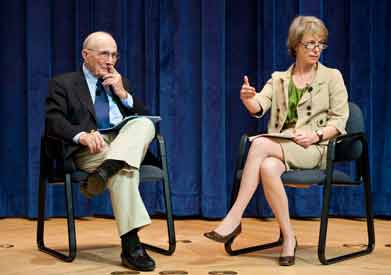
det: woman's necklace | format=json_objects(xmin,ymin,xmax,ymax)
[{"xmin": 294, "ymin": 67, "xmax": 315, "ymax": 89}]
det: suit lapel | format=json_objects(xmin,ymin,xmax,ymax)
[
  {"xmin": 73, "ymin": 72, "xmax": 97, "ymax": 121},
  {"xmin": 282, "ymin": 76, "xmax": 289, "ymax": 109},
  {"xmin": 298, "ymin": 88, "xmax": 311, "ymax": 105},
  {"xmin": 277, "ymin": 66, "xmax": 292, "ymax": 110},
  {"xmin": 297, "ymin": 63, "xmax": 325, "ymax": 106}
]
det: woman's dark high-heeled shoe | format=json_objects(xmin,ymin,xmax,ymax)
[
  {"xmin": 279, "ymin": 238, "xmax": 298, "ymax": 266},
  {"xmin": 203, "ymin": 223, "xmax": 242, "ymax": 243}
]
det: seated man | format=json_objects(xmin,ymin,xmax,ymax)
[{"xmin": 45, "ymin": 31, "xmax": 156, "ymax": 272}]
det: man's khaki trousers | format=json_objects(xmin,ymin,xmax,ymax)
[{"xmin": 74, "ymin": 117, "xmax": 155, "ymax": 236}]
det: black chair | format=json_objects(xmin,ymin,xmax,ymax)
[
  {"xmin": 36, "ymin": 132, "xmax": 176, "ymax": 262},
  {"xmin": 225, "ymin": 102, "xmax": 375, "ymax": 265}
]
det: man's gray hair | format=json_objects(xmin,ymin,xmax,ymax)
[{"xmin": 82, "ymin": 31, "xmax": 115, "ymax": 49}]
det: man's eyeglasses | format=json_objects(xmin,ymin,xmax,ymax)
[
  {"xmin": 86, "ymin": 49, "xmax": 120, "ymax": 60},
  {"xmin": 301, "ymin": 41, "xmax": 328, "ymax": 51}
]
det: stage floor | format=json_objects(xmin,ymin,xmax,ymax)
[{"xmin": 0, "ymin": 217, "xmax": 389, "ymax": 274}]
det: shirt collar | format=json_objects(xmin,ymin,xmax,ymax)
[
  {"xmin": 82, "ymin": 64, "xmax": 112, "ymax": 96},
  {"xmin": 82, "ymin": 64, "xmax": 98, "ymax": 87}
]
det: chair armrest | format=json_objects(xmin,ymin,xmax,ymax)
[
  {"xmin": 156, "ymin": 134, "xmax": 167, "ymax": 159},
  {"xmin": 327, "ymin": 132, "xmax": 366, "ymax": 162},
  {"xmin": 232, "ymin": 133, "xmax": 254, "ymax": 176},
  {"xmin": 141, "ymin": 134, "xmax": 164, "ymax": 168},
  {"xmin": 43, "ymin": 135, "xmax": 77, "ymax": 173},
  {"xmin": 235, "ymin": 131, "xmax": 272, "ymax": 171},
  {"xmin": 156, "ymin": 133, "xmax": 168, "ymax": 172},
  {"xmin": 238, "ymin": 133, "xmax": 251, "ymax": 167},
  {"xmin": 334, "ymin": 132, "xmax": 366, "ymax": 143},
  {"xmin": 44, "ymin": 135, "xmax": 67, "ymax": 160}
]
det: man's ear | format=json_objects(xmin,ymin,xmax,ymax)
[{"xmin": 81, "ymin": 49, "xmax": 88, "ymax": 60}]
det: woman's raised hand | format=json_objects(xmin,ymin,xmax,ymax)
[{"xmin": 240, "ymin": 75, "xmax": 256, "ymax": 101}]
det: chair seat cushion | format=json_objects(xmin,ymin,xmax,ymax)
[
  {"xmin": 281, "ymin": 169, "xmax": 361, "ymax": 186},
  {"xmin": 140, "ymin": 165, "xmax": 164, "ymax": 181},
  {"xmin": 67, "ymin": 165, "xmax": 163, "ymax": 183},
  {"xmin": 236, "ymin": 169, "xmax": 361, "ymax": 186},
  {"xmin": 71, "ymin": 170, "xmax": 89, "ymax": 182},
  {"xmin": 281, "ymin": 169, "xmax": 326, "ymax": 185}
]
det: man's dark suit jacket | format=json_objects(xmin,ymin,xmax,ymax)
[{"xmin": 45, "ymin": 71, "xmax": 149, "ymax": 159}]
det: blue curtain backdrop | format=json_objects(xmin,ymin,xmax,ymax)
[{"xmin": 1, "ymin": 0, "xmax": 390, "ymax": 219}]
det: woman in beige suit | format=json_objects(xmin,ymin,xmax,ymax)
[{"xmin": 204, "ymin": 16, "xmax": 349, "ymax": 266}]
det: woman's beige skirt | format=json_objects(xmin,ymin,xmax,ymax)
[{"xmin": 267, "ymin": 137, "xmax": 327, "ymax": 170}]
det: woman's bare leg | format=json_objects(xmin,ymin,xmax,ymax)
[
  {"xmin": 212, "ymin": 137, "xmax": 284, "ymax": 235},
  {"xmin": 260, "ymin": 157, "xmax": 296, "ymax": 256}
]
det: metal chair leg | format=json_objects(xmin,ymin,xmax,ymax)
[
  {"xmin": 224, "ymin": 133, "xmax": 283, "ymax": 255},
  {"xmin": 317, "ymin": 137, "xmax": 375, "ymax": 265},
  {"xmin": 142, "ymin": 134, "xmax": 176, "ymax": 255},
  {"xmin": 225, "ymin": 234, "xmax": 283, "ymax": 256},
  {"xmin": 36, "ymin": 173, "xmax": 77, "ymax": 262},
  {"xmin": 142, "ymin": 175, "xmax": 176, "ymax": 255},
  {"xmin": 36, "ymin": 168, "xmax": 47, "ymax": 251},
  {"xmin": 318, "ymin": 173, "xmax": 375, "ymax": 265}
]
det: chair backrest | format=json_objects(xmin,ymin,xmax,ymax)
[
  {"xmin": 346, "ymin": 102, "xmax": 365, "ymax": 134},
  {"xmin": 334, "ymin": 102, "xmax": 365, "ymax": 162}
]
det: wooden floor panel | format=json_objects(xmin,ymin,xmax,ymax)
[{"xmin": 0, "ymin": 217, "xmax": 389, "ymax": 275}]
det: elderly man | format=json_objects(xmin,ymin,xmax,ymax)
[{"xmin": 45, "ymin": 31, "xmax": 156, "ymax": 271}]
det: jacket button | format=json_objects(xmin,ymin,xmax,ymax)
[
  {"xmin": 319, "ymin": 119, "xmax": 324, "ymax": 125},
  {"xmin": 277, "ymin": 108, "xmax": 281, "ymax": 112},
  {"xmin": 307, "ymin": 112, "xmax": 311, "ymax": 116},
  {"xmin": 275, "ymin": 123, "xmax": 279, "ymax": 128},
  {"xmin": 306, "ymin": 105, "xmax": 311, "ymax": 110}
]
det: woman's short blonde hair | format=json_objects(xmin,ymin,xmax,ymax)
[{"xmin": 287, "ymin": 16, "xmax": 328, "ymax": 58}]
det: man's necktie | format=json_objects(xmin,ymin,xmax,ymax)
[{"xmin": 94, "ymin": 79, "xmax": 111, "ymax": 129}]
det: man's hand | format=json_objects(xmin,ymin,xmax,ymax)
[
  {"xmin": 102, "ymin": 66, "xmax": 128, "ymax": 99},
  {"xmin": 292, "ymin": 130, "xmax": 319, "ymax": 148},
  {"xmin": 240, "ymin": 75, "xmax": 256, "ymax": 101},
  {"xmin": 79, "ymin": 131, "xmax": 106, "ymax": 154}
]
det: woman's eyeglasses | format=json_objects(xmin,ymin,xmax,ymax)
[{"xmin": 301, "ymin": 41, "xmax": 328, "ymax": 51}]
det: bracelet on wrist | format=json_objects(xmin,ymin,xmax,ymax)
[{"xmin": 315, "ymin": 129, "xmax": 324, "ymax": 143}]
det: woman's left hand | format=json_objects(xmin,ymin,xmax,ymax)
[{"xmin": 292, "ymin": 130, "xmax": 318, "ymax": 148}]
